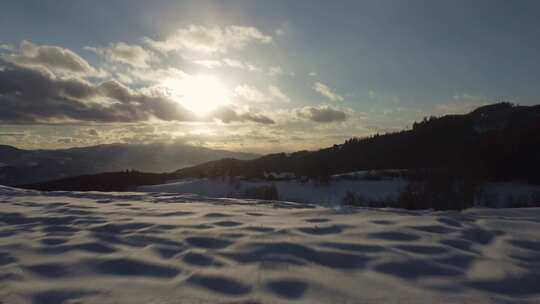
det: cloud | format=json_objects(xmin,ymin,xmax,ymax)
[
  {"xmin": 268, "ymin": 85, "xmax": 290, "ymax": 103},
  {"xmin": 87, "ymin": 128, "xmax": 99, "ymax": 136},
  {"xmin": 222, "ymin": 58, "xmax": 261, "ymax": 71},
  {"xmin": 212, "ymin": 106, "xmax": 275, "ymax": 124},
  {"xmin": 0, "ymin": 133, "xmax": 25, "ymax": 138},
  {"xmin": 268, "ymin": 66, "xmax": 283, "ymax": 77},
  {"xmin": 193, "ymin": 58, "xmax": 262, "ymax": 72},
  {"xmin": 193, "ymin": 59, "xmax": 222, "ymax": 68},
  {"xmin": 0, "ymin": 44, "xmax": 15, "ymax": 51},
  {"xmin": 0, "ymin": 59, "xmax": 275, "ymax": 126},
  {"xmin": 57, "ymin": 137, "xmax": 73, "ymax": 144},
  {"xmin": 3, "ymin": 40, "xmax": 103, "ymax": 78},
  {"xmin": 0, "ymin": 59, "xmax": 194, "ymax": 124},
  {"xmin": 296, "ymin": 105, "xmax": 348, "ymax": 123},
  {"xmin": 313, "ymin": 82, "xmax": 344, "ymax": 102},
  {"xmin": 223, "ymin": 58, "xmax": 246, "ymax": 69},
  {"xmin": 85, "ymin": 42, "xmax": 156, "ymax": 68},
  {"xmin": 129, "ymin": 67, "xmax": 188, "ymax": 84},
  {"xmin": 234, "ymin": 85, "xmax": 268, "ymax": 103},
  {"xmin": 145, "ymin": 25, "xmax": 273, "ymax": 54},
  {"xmin": 234, "ymin": 84, "xmax": 290, "ymax": 103},
  {"xmin": 309, "ymin": 72, "xmax": 318, "ymax": 77},
  {"xmin": 435, "ymin": 94, "xmax": 491, "ymax": 115}
]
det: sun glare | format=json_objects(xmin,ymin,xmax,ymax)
[{"xmin": 165, "ymin": 75, "xmax": 230, "ymax": 116}]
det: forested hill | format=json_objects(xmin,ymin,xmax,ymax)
[{"xmin": 174, "ymin": 103, "xmax": 540, "ymax": 183}]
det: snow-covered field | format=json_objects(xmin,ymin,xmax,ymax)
[
  {"xmin": 139, "ymin": 178, "xmax": 540, "ymax": 207},
  {"xmin": 1, "ymin": 185, "xmax": 540, "ymax": 303},
  {"xmin": 139, "ymin": 178, "xmax": 409, "ymax": 205}
]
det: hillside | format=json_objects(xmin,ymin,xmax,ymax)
[{"xmin": 174, "ymin": 103, "xmax": 540, "ymax": 183}]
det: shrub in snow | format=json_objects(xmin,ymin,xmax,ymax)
[
  {"xmin": 533, "ymin": 192, "xmax": 540, "ymax": 204},
  {"xmin": 341, "ymin": 191, "xmax": 396, "ymax": 208},
  {"xmin": 341, "ymin": 191, "xmax": 367, "ymax": 206},
  {"xmin": 243, "ymin": 184, "xmax": 280, "ymax": 200},
  {"xmin": 397, "ymin": 178, "xmax": 476, "ymax": 210}
]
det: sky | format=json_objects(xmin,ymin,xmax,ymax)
[{"xmin": 1, "ymin": 0, "xmax": 539, "ymax": 153}]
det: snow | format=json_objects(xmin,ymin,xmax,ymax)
[
  {"xmin": 331, "ymin": 170, "xmax": 371, "ymax": 179},
  {"xmin": 139, "ymin": 178, "xmax": 408, "ymax": 205},
  {"xmin": 478, "ymin": 182, "xmax": 540, "ymax": 207},
  {"xmin": 1, "ymin": 185, "xmax": 540, "ymax": 303},
  {"xmin": 140, "ymin": 178, "xmax": 540, "ymax": 208}
]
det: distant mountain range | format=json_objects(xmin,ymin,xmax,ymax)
[
  {"xmin": 20, "ymin": 102, "xmax": 540, "ymax": 192},
  {"xmin": 0, "ymin": 143, "xmax": 257, "ymax": 185}
]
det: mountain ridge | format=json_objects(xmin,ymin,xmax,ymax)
[{"xmin": 0, "ymin": 142, "xmax": 258, "ymax": 185}]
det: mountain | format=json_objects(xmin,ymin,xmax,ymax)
[
  {"xmin": 0, "ymin": 143, "xmax": 257, "ymax": 186},
  {"xmin": 173, "ymin": 103, "xmax": 540, "ymax": 183}
]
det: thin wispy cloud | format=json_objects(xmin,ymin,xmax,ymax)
[
  {"xmin": 313, "ymin": 82, "xmax": 344, "ymax": 102},
  {"xmin": 234, "ymin": 84, "xmax": 290, "ymax": 103},
  {"xmin": 85, "ymin": 42, "xmax": 157, "ymax": 68},
  {"xmin": 144, "ymin": 25, "xmax": 273, "ymax": 54}
]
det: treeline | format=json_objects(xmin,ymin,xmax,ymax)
[{"xmin": 20, "ymin": 170, "xmax": 174, "ymax": 192}]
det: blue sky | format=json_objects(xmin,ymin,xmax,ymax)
[{"xmin": 1, "ymin": 0, "xmax": 539, "ymax": 152}]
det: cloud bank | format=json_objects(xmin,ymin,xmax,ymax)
[
  {"xmin": 4, "ymin": 40, "xmax": 104, "ymax": 78},
  {"xmin": 0, "ymin": 59, "xmax": 273, "ymax": 125}
]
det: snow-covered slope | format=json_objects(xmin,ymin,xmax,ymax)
[{"xmin": 1, "ymin": 185, "xmax": 540, "ymax": 303}]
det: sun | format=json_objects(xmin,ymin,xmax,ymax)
[{"xmin": 165, "ymin": 75, "xmax": 230, "ymax": 116}]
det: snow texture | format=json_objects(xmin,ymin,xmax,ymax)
[{"xmin": 0, "ymin": 185, "xmax": 540, "ymax": 303}]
